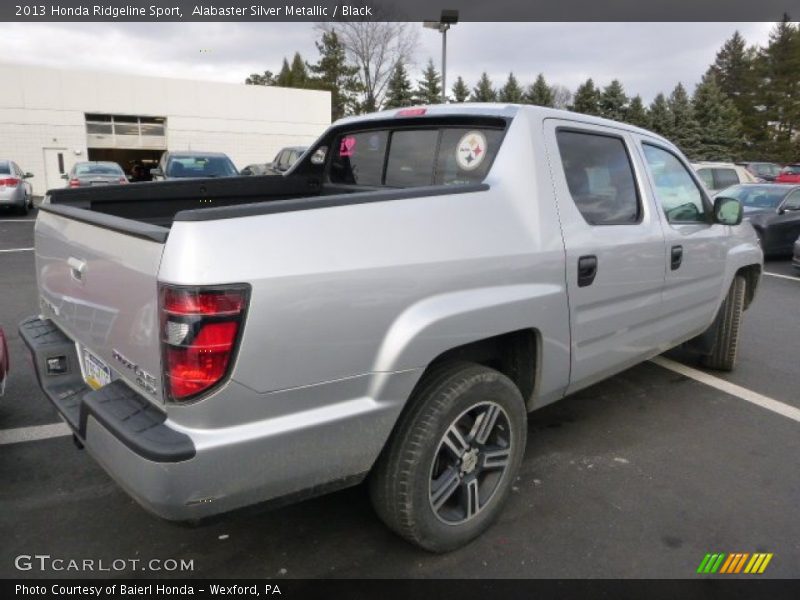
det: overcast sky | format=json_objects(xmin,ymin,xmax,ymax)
[{"xmin": 0, "ymin": 22, "xmax": 776, "ymax": 103}]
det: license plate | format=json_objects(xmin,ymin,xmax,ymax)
[{"xmin": 83, "ymin": 349, "xmax": 111, "ymax": 390}]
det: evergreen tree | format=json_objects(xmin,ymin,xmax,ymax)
[
  {"xmin": 668, "ymin": 83, "xmax": 702, "ymax": 158},
  {"xmin": 525, "ymin": 73, "xmax": 554, "ymax": 106},
  {"xmin": 275, "ymin": 58, "xmax": 292, "ymax": 87},
  {"xmin": 383, "ymin": 61, "xmax": 414, "ymax": 109},
  {"xmin": 692, "ymin": 74, "xmax": 742, "ymax": 161},
  {"xmin": 707, "ymin": 30, "xmax": 761, "ymax": 156},
  {"xmin": 756, "ymin": 17, "xmax": 800, "ymax": 162},
  {"xmin": 498, "ymin": 72, "xmax": 524, "ymax": 103},
  {"xmin": 307, "ymin": 29, "xmax": 361, "ymax": 121},
  {"xmin": 451, "ymin": 76, "xmax": 470, "ymax": 103},
  {"xmin": 470, "ymin": 72, "xmax": 497, "ymax": 102},
  {"xmin": 245, "ymin": 71, "xmax": 275, "ymax": 86},
  {"xmin": 289, "ymin": 52, "xmax": 309, "ymax": 88},
  {"xmin": 648, "ymin": 93, "xmax": 673, "ymax": 138},
  {"xmin": 414, "ymin": 59, "xmax": 442, "ymax": 104},
  {"xmin": 599, "ymin": 79, "xmax": 629, "ymax": 121},
  {"xmin": 626, "ymin": 95, "xmax": 650, "ymax": 129},
  {"xmin": 571, "ymin": 78, "xmax": 601, "ymax": 115}
]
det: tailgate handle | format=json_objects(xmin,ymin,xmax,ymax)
[{"xmin": 67, "ymin": 257, "xmax": 86, "ymax": 281}]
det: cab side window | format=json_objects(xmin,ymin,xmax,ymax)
[
  {"xmin": 556, "ymin": 130, "xmax": 641, "ymax": 225},
  {"xmin": 642, "ymin": 144, "xmax": 708, "ymax": 224}
]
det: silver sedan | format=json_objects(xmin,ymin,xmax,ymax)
[{"xmin": 0, "ymin": 159, "xmax": 34, "ymax": 215}]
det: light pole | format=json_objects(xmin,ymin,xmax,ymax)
[{"xmin": 423, "ymin": 10, "xmax": 459, "ymax": 103}]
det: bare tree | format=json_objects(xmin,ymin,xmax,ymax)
[
  {"xmin": 550, "ymin": 84, "xmax": 573, "ymax": 110},
  {"xmin": 317, "ymin": 16, "xmax": 418, "ymax": 112}
]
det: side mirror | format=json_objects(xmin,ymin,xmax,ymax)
[
  {"xmin": 23, "ymin": 172, "xmax": 34, "ymax": 179},
  {"xmin": 714, "ymin": 196, "xmax": 743, "ymax": 226},
  {"xmin": 60, "ymin": 173, "xmax": 68, "ymax": 180},
  {"xmin": 150, "ymin": 168, "xmax": 163, "ymax": 177}
]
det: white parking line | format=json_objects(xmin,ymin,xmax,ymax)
[
  {"xmin": 651, "ymin": 356, "xmax": 800, "ymax": 424},
  {"xmin": 0, "ymin": 422, "xmax": 72, "ymax": 446},
  {"xmin": 0, "ymin": 247, "xmax": 33, "ymax": 253},
  {"xmin": 0, "ymin": 219, "xmax": 35, "ymax": 223},
  {"xmin": 763, "ymin": 271, "xmax": 798, "ymax": 282}
]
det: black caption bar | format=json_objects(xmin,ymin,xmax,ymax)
[
  {"xmin": 2, "ymin": 0, "xmax": 798, "ymax": 22},
  {"xmin": 6, "ymin": 579, "xmax": 800, "ymax": 600}
]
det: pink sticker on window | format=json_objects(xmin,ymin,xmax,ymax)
[{"xmin": 339, "ymin": 136, "xmax": 356, "ymax": 157}]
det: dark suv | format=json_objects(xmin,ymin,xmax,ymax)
[{"xmin": 151, "ymin": 151, "xmax": 238, "ymax": 180}]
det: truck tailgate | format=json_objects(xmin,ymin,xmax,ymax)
[{"xmin": 35, "ymin": 207, "xmax": 167, "ymax": 404}]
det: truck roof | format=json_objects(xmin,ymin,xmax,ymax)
[{"xmin": 334, "ymin": 103, "xmax": 671, "ymax": 147}]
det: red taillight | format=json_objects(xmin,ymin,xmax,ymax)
[
  {"xmin": 396, "ymin": 107, "xmax": 427, "ymax": 117},
  {"xmin": 68, "ymin": 179, "xmax": 80, "ymax": 188},
  {"xmin": 160, "ymin": 285, "xmax": 249, "ymax": 402},
  {"xmin": 0, "ymin": 177, "xmax": 20, "ymax": 187}
]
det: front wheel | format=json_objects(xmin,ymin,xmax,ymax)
[
  {"xmin": 701, "ymin": 275, "xmax": 746, "ymax": 371},
  {"xmin": 370, "ymin": 362, "xmax": 527, "ymax": 552}
]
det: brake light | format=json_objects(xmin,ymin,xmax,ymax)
[
  {"xmin": 68, "ymin": 179, "xmax": 80, "ymax": 188},
  {"xmin": 0, "ymin": 177, "xmax": 20, "ymax": 187},
  {"xmin": 160, "ymin": 284, "xmax": 249, "ymax": 402},
  {"xmin": 396, "ymin": 107, "xmax": 427, "ymax": 117}
]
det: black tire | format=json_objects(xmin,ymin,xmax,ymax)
[
  {"xmin": 701, "ymin": 275, "xmax": 746, "ymax": 371},
  {"xmin": 17, "ymin": 202, "xmax": 29, "ymax": 216},
  {"xmin": 370, "ymin": 361, "xmax": 527, "ymax": 552}
]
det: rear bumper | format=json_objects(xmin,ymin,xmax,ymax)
[{"xmin": 19, "ymin": 316, "xmax": 416, "ymax": 521}]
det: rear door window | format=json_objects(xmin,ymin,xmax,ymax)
[
  {"xmin": 713, "ymin": 168, "xmax": 739, "ymax": 190},
  {"xmin": 328, "ymin": 126, "xmax": 503, "ymax": 187},
  {"xmin": 555, "ymin": 130, "xmax": 641, "ymax": 225}
]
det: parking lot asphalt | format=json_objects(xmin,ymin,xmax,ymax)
[{"xmin": 1, "ymin": 212, "xmax": 798, "ymax": 579}]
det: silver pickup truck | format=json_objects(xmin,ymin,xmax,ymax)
[{"xmin": 21, "ymin": 104, "xmax": 762, "ymax": 552}]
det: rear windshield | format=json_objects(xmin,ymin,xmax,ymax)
[
  {"xmin": 329, "ymin": 126, "xmax": 504, "ymax": 187},
  {"xmin": 167, "ymin": 156, "xmax": 238, "ymax": 178},
  {"xmin": 722, "ymin": 185, "xmax": 788, "ymax": 209},
  {"xmin": 783, "ymin": 165, "xmax": 800, "ymax": 175},
  {"xmin": 75, "ymin": 163, "xmax": 123, "ymax": 175},
  {"xmin": 0, "ymin": 161, "xmax": 10, "ymax": 175}
]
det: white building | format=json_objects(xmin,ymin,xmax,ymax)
[{"xmin": 0, "ymin": 63, "xmax": 331, "ymax": 195}]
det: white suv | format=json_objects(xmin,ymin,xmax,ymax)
[{"xmin": 692, "ymin": 161, "xmax": 757, "ymax": 195}]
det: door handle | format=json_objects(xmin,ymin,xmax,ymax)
[
  {"xmin": 67, "ymin": 256, "xmax": 86, "ymax": 282},
  {"xmin": 670, "ymin": 245, "xmax": 683, "ymax": 270},
  {"xmin": 577, "ymin": 255, "xmax": 598, "ymax": 287}
]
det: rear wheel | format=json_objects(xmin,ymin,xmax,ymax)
[
  {"xmin": 17, "ymin": 200, "xmax": 29, "ymax": 216},
  {"xmin": 701, "ymin": 275, "xmax": 746, "ymax": 371},
  {"xmin": 370, "ymin": 362, "xmax": 527, "ymax": 552}
]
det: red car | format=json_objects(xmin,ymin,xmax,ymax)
[
  {"xmin": 0, "ymin": 327, "xmax": 8, "ymax": 396},
  {"xmin": 776, "ymin": 164, "xmax": 800, "ymax": 184}
]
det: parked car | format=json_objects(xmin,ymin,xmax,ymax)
[
  {"xmin": 736, "ymin": 161, "xmax": 782, "ymax": 182},
  {"xmin": 22, "ymin": 104, "xmax": 762, "ymax": 553},
  {"xmin": 692, "ymin": 161, "xmax": 757, "ymax": 194},
  {"xmin": 0, "ymin": 159, "xmax": 34, "ymax": 215},
  {"xmin": 775, "ymin": 164, "xmax": 800, "ymax": 184},
  {"xmin": 267, "ymin": 146, "xmax": 307, "ymax": 174},
  {"xmin": 150, "ymin": 152, "xmax": 238, "ymax": 180},
  {"xmin": 793, "ymin": 235, "xmax": 800, "ymax": 271},
  {"xmin": 719, "ymin": 184, "xmax": 800, "ymax": 256},
  {"xmin": 63, "ymin": 162, "xmax": 128, "ymax": 188}
]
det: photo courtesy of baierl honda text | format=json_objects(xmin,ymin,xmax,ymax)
[{"xmin": 0, "ymin": 0, "xmax": 798, "ymax": 598}]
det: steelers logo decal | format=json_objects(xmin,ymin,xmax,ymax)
[{"xmin": 456, "ymin": 131, "xmax": 488, "ymax": 171}]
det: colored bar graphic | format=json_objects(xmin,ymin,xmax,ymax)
[
  {"xmin": 699, "ymin": 552, "xmax": 773, "ymax": 575},
  {"xmin": 697, "ymin": 554, "xmax": 712, "ymax": 573},
  {"xmin": 758, "ymin": 554, "xmax": 773, "ymax": 573}
]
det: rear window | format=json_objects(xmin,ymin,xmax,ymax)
[
  {"xmin": 329, "ymin": 127, "xmax": 504, "ymax": 187},
  {"xmin": 0, "ymin": 162, "xmax": 9, "ymax": 175},
  {"xmin": 713, "ymin": 168, "xmax": 739, "ymax": 190},
  {"xmin": 75, "ymin": 163, "xmax": 123, "ymax": 176},
  {"xmin": 167, "ymin": 156, "xmax": 238, "ymax": 178}
]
